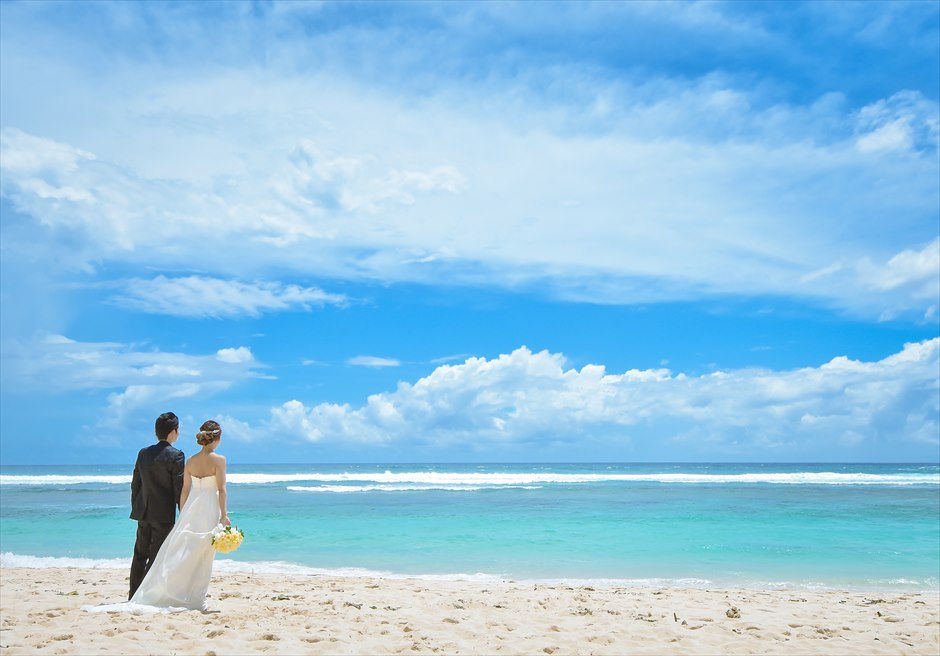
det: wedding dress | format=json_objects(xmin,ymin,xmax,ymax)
[{"xmin": 85, "ymin": 475, "xmax": 220, "ymax": 614}]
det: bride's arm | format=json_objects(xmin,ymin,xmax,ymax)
[
  {"xmin": 214, "ymin": 455, "xmax": 230, "ymax": 526},
  {"xmin": 179, "ymin": 467, "xmax": 192, "ymax": 511}
]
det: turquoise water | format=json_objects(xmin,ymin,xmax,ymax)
[{"xmin": 1, "ymin": 463, "xmax": 938, "ymax": 590}]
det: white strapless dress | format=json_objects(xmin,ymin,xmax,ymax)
[{"xmin": 86, "ymin": 475, "xmax": 220, "ymax": 614}]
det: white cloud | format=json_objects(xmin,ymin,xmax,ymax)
[
  {"xmin": 267, "ymin": 341, "xmax": 940, "ymax": 455},
  {"xmin": 855, "ymin": 91, "xmax": 940, "ymax": 155},
  {"xmin": 107, "ymin": 276, "xmax": 347, "ymax": 318},
  {"xmin": 269, "ymin": 399, "xmax": 326, "ymax": 442},
  {"xmin": 216, "ymin": 346, "xmax": 253, "ymax": 364},
  {"xmin": 140, "ymin": 364, "xmax": 201, "ymax": 377},
  {"xmin": 873, "ymin": 238, "xmax": 940, "ymax": 293},
  {"xmin": 430, "ymin": 353, "xmax": 473, "ymax": 364},
  {"xmin": 347, "ymin": 356, "xmax": 401, "ymax": 368},
  {"xmin": 856, "ymin": 119, "xmax": 914, "ymax": 154},
  {"xmin": 364, "ymin": 165, "xmax": 466, "ymax": 207},
  {"xmin": 0, "ymin": 77, "xmax": 936, "ymax": 321},
  {"xmin": 212, "ymin": 414, "xmax": 256, "ymax": 443},
  {"xmin": 803, "ymin": 238, "xmax": 940, "ymax": 321},
  {"xmin": 0, "ymin": 6, "xmax": 936, "ymax": 322},
  {"xmin": 0, "ymin": 334, "xmax": 264, "ymax": 426},
  {"xmin": 0, "ymin": 128, "xmax": 96, "ymax": 175}
]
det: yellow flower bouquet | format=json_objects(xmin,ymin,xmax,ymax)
[{"xmin": 211, "ymin": 524, "xmax": 245, "ymax": 553}]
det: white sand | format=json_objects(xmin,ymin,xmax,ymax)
[{"xmin": 1, "ymin": 567, "xmax": 938, "ymax": 655}]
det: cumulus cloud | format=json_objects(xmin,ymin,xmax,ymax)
[
  {"xmin": 266, "ymin": 341, "xmax": 940, "ymax": 455},
  {"xmin": 109, "ymin": 276, "xmax": 347, "ymax": 318}
]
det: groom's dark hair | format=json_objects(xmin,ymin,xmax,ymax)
[{"xmin": 154, "ymin": 412, "xmax": 180, "ymax": 441}]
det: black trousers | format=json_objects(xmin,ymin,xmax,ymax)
[{"xmin": 129, "ymin": 520, "xmax": 174, "ymax": 599}]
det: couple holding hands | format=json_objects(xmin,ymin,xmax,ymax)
[{"xmin": 88, "ymin": 412, "xmax": 234, "ymax": 613}]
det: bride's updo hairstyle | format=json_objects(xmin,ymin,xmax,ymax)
[{"xmin": 196, "ymin": 420, "xmax": 221, "ymax": 446}]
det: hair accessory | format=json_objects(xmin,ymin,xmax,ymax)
[{"xmin": 196, "ymin": 428, "xmax": 221, "ymax": 443}]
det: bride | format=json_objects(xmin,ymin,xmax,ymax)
[{"xmin": 87, "ymin": 420, "xmax": 231, "ymax": 613}]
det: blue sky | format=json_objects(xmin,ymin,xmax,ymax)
[{"xmin": 1, "ymin": 0, "xmax": 938, "ymax": 465}]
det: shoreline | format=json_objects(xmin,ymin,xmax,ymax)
[
  {"xmin": 2, "ymin": 566, "xmax": 938, "ymax": 655},
  {"xmin": 3, "ymin": 553, "xmax": 937, "ymax": 594}
]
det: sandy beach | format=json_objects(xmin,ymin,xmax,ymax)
[{"xmin": 1, "ymin": 567, "xmax": 937, "ymax": 655}]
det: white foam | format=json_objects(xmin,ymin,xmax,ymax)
[
  {"xmin": 210, "ymin": 559, "xmax": 507, "ymax": 582},
  {"xmin": 2, "ymin": 471, "xmax": 937, "ymax": 487},
  {"xmin": 2, "ymin": 553, "xmax": 935, "ymax": 591},
  {"xmin": 0, "ymin": 552, "xmax": 505, "ymax": 583},
  {"xmin": 0, "ymin": 475, "xmax": 132, "ymax": 485},
  {"xmin": 0, "ymin": 553, "xmax": 129, "ymax": 569},
  {"xmin": 166, "ymin": 470, "xmax": 940, "ymax": 486},
  {"xmin": 286, "ymin": 485, "xmax": 541, "ymax": 493}
]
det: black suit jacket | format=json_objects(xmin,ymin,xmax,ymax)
[{"xmin": 130, "ymin": 440, "xmax": 185, "ymax": 524}]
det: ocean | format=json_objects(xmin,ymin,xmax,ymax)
[{"xmin": 1, "ymin": 463, "xmax": 938, "ymax": 591}]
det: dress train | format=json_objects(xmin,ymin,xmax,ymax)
[{"xmin": 85, "ymin": 475, "xmax": 220, "ymax": 614}]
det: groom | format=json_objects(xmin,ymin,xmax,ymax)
[{"xmin": 129, "ymin": 411, "xmax": 185, "ymax": 599}]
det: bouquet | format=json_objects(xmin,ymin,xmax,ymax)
[{"xmin": 211, "ymin": 524, "xmax": 245, "ymax": 553}]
